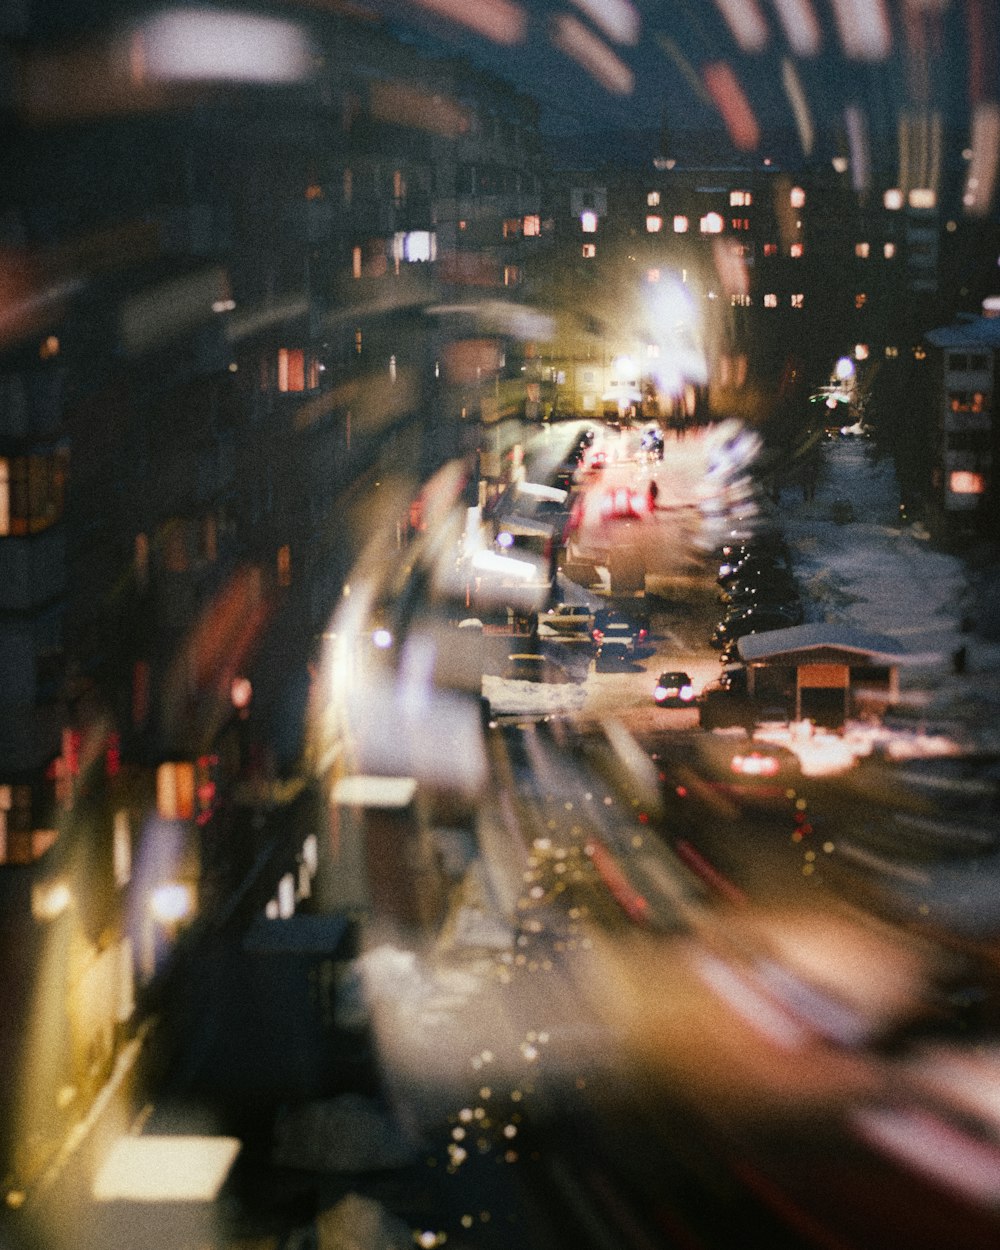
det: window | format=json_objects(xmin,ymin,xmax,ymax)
[
  {"xmin": 763, "ymin": 293, "xmax": 778, "ymax": 308},
  {"xmin": 582, "ymin": 243, "xmax": 596, "ymax": 258},
  {"xmin": 277, "ymin": 544, "xmax": 292, "ymax": 587},
  {"xmin": 855, "ymin": 293, "xmax": 868, "ymax": 309},
  {"xmin": 763, "ymin": 242, "xmax": 778, "ymax": 257},
  {"xmin": 949, "ymin": 391, "xmax": 987, "ymax": 413},
  {"xmin": 646, "ymin": 268, "xmax": 661, "ymax": 283},
  {"xmin": 700, "ymin": 212, "xmax": 724, "ymax": 234},
  {"xmin": 731, "ymin": 217, "xmax": 750, "ymax": 230},
  {"xmin": 790, "ymin": 293, "xmax": 804, "ymax": 308},
  {"xmin": 883, "ymin": 242, "xmax": 896, "ymax": 259},
  {"xmin": 790, "ymin": 186, "xmax": 806, "ymax": 207},
  {"xmin": 0, "ymin": 450, "xmax": 68, "ymax": 537},
  {"xmin": 277, "ymin": 348, "xmax": 320, "ymax": 392},
  {"xmin": 581, "ymin": 210, "xmax": 598, "ymax": 233},
  {"xmin": 503, "ymin": 218, "xmax": 521, "ymax": 238},
  {"xmin": 647, "ymin": 191, "xmax": 661, "ymax": 207},
  {"xmin": 730, "ymin": 190, "xmax": 752, "ymax": 206},
  {"xmin": 855, "ymin": 242, "xmax": 870, "ymax": 258},
  {"xmin": 790, "ymin": 242, "xmax": 803, "ymax": 257},
  {"xmin": 949, "ymin": 470, "xmax": 985, "ymax": 494},
  {"xmin": 392, "ymin": 169, "xmax": 405, "ymax": 206},
  {"xmin": 0, "ymin": 785, "xmax": 54, "ymax": 864},
  {"xmin": 731, "ymin": 293, "xmax": 752, "ymax": 307},
  {"xmin": 352, "ymin": 245, "xmax": 362, "ymax": 278},
  {"xmin": 523, "ymin": 214, "xmax": 540, "ymax": 236},
  {"xmin": 884, "ymin": 188, "xmax": 904, "ymax": 210},
  {"xmin": 673, "ymin": 215, "xmax": 689, "ymax": 233},
  {"xmin": 885, "ymin": 345, "xmax": 899, "ymax": 358},
  {"xmin": 504, "ymin": 265, "xmax": 521, "ymax": 287},
  {"xmin": 646, "ymin": 214, "xmax": 663, "ymax": 232},
  {"xmin": 947, "ymin": 431, "xmax": 990, "ymax": 451}
]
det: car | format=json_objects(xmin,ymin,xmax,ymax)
[
  {"xmin": 599, "ymin": 485, "xmax": 647, "ymax": 520},
  {"xmin": 653, "ymin": 671, "xmax": 696, "ymax": 707},
  {"xmin": 693, "ymin": 736, "xmax": 801, "ymax": 808},
  {"xmin": 537, "ymin": 602, "xmax": 594, "ymax": 638},
  {"xmin": 594, "ymin": 642, "xmax": 635, "ymax": 670},
  {"xmin": 592, "ymin": 606, "xmax": 648, "ymax": 651}
]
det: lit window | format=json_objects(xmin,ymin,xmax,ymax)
[
  {"xmin": 731, "ymin": 293, "xmax": 752, "ymax": 307},
  {"xmin": 503, "ymin": 219, "xmax": 521, "ymax": 238},
  {"xmin": 647, "ymin": 191, "xmax": 660, "ymax": 207},
  {"xmin": 854, "ymin": 343, "xmax": 869, "ymax": 360},
  {"xmin": 393, "ymin": 169, "xmax": 405, "ymax": 205},
  {"xmin": 764, "ymin": 293, "xmax": 778, "ymax": 307},
  {"xmin": 156, "ymin": 762, "xmax": 195, "ymax": 821},
  {"xmin": 647, "ymin": 268, "xmax": 660, "ymax": 283},
  {"xmin": 790, "ymin": 292, "xmax": 804, "ymax": 308},
  {"xmin": 731, "ymin": 218, "xmax": 750, "ymax": 230},
  {"xmin": 0, "ymin": 451, "xmax": 69, "ymax": 537},
  {"xmin": 674, "ymin": 215, "xmax": 689, "ymax": 233},
  {"xmin": 855, "ymin": 242, "xmax": 870, "ymax": 258},
  {"xmin": 790, "ymin": 242, "xmax": 803, "ymax": 257},
  {"xmin": 885, "ymin": 345, "xmax": 899, "ymax": 357},
  {"xmin": 949, "ymin": 391, "xmax": 987, "ymax": 413},
  {"xmin": 646, "ymin": 343, "xmax": 659, "ymax": 357},
  {"xmin": 389, "ymin": 354, "xmax": 397, "ymax": 383},
  {"xmin": 278, "ymin": 348, "xmax": 319, "ymax": 392},
  {"xmin": 855, "ymin": 293, "xmax": 867, "ymax": 309},
  {"xmin": 523, "ymin": 214, "xmax": 540, "ymax": 236},
  {"xmin": 582, "ymin": 243, "xmax": 596, "ymax": 258},
  {"xmin": 790, "ymin": 186, "xmax": 806, "ymax": 207},
  {"xmin": 730, "ymin": 190, "xmax": 752, "ymax": 206},
  {"xmin": 581, "ymin": 210, "xmax": 598, "ymax": 233},
  {"xmin": 504, "ymin": 265, "xmax": 522, "ymax": 286},
  {"xmin": 355, "ymin": 328, "xmax": 363, "ymax": 355},
  {"xmin": 884, "ymin": 188, "xmax": 904, "ymax": 210},
  {"xmin": 700, "ymin": 212, "xmax": 724, "ymax": 234},
  {"xmin": 950, "ymin": 471, "xmax": 986, "ymax": 495},
  {"xmin": 277, "ymin": 544, "xmax": 292, "ymax": 587},
  {"xmin": 305, "ymin": 183, "xmax": 323, "ymax": 201},
  {"xmin": 763, "ymin": 242, "xmax": 778, "ymax": 257},
  {"xmin": 352, "ymin": 246, "xmax": 362, "ymax": 279},
  {"xmin": 646, "ymin": 214, "xmax": 663, "ymax": 233},
  {"xmin": 909, "ymin": 188, "xmax": 936, "ymax": 209}
]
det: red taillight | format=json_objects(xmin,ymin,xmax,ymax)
[
  {"xmin": 637, "ymin": 628, "xmax": 648, "ymax": 642},
  {"xmin": 592, "ymin": 628, "xmax": 603, "ymax": 643}
]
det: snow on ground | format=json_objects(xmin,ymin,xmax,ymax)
[{"xmin": 779, "ymin": 438, "xmax": 972, "ymax": 670}]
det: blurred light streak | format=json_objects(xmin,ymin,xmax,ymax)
[
  {"xmin": 652, "ymin": 34, "xmax": 714, "ymax": 107},
  {"xmin": 964, "ymin": 0, "xmax": 996, "ymax": 105},
  {"xmin": 370, "ymin": 80, "xmax": 471, "ymax": 136},
  {"xmin": 119, "ymin": 266, "xmax": 231, "ymax": 354},
  {"xmin": 712, "ymin": 237, "xmax": 750, "ymax": 297},
  {"xmin": 133, "ymin": 9, "xmax": 312, "ymax": 83},
  {"xmin": 567, "ymin": 0, "xmax": 641, "ymax": 45},
  {"xmin": 711, "ymin": 0, "xmax": 769, "ymax": 52},
  {"xmin": 829, "ymin": 0, "xmax": 892, "ymax": 60},
  {"xmin": 228, "ymin": 295, "xmax": 311, "ymax": 344},
  {"xmin": 411, "ymin": 0, "xmax": 527, "ymax": 44},
  {"xmin": 0, "ymin": 251, "xmax": 78, "ymax": 348},
  {"xmin": 844, "ymin": 104, "xmax": 872, "ymax": 191},
  {"xmin": 963, "ymin": 102, "xmax": 1000, "ymax": 215},
  {"xmin": 550, "ymin": 14, "xmax": 635, "ymax": 95},
  {"xmin": 852, "ymin": 1105, "xmax": 1000, "ymax": 1203},
  {"xmin": 93, "ymin": 1135, "xmax": 241, "ymax": 1201},
  {"xmin": 702, "ymin": 62, "xmax": 760, "ymax": 151},
  {"xmin": 771, "ymin": 0, "xmax": 822, "ymax": 56},
  {"xmin": 426, "ymin": 300, "xmax": 555, "ymax": 340},
  {"xmin": 781, "ymin": 58, "xmax": 815, "ymax": 156},
  {"xmin": 692, "ymin": 952, "xmax": 810, "ymax": 1050}
]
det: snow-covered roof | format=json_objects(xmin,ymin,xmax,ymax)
[
  {"xmin": 925, "ymin": 316, "xmax": 1000, "ymax": 350},
  {"xmin": 737, "ymin": 622, "xmax": 908, "ymax": 664}
]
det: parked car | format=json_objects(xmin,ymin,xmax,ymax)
[
  {"xmin": 538, "ymin": 602, "xmax": 594, "ymax": 638},
  {"xmin": 592, "ymin": 606, "xmax": 648, "ymax": 650},
  {"xmin": 653, "ymin": 671, "xmax": 696, "ymax": 707}
]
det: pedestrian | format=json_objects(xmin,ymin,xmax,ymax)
[{"xmin": 647, "ymin": 478, "xmax": 659, "ymax": 511}]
